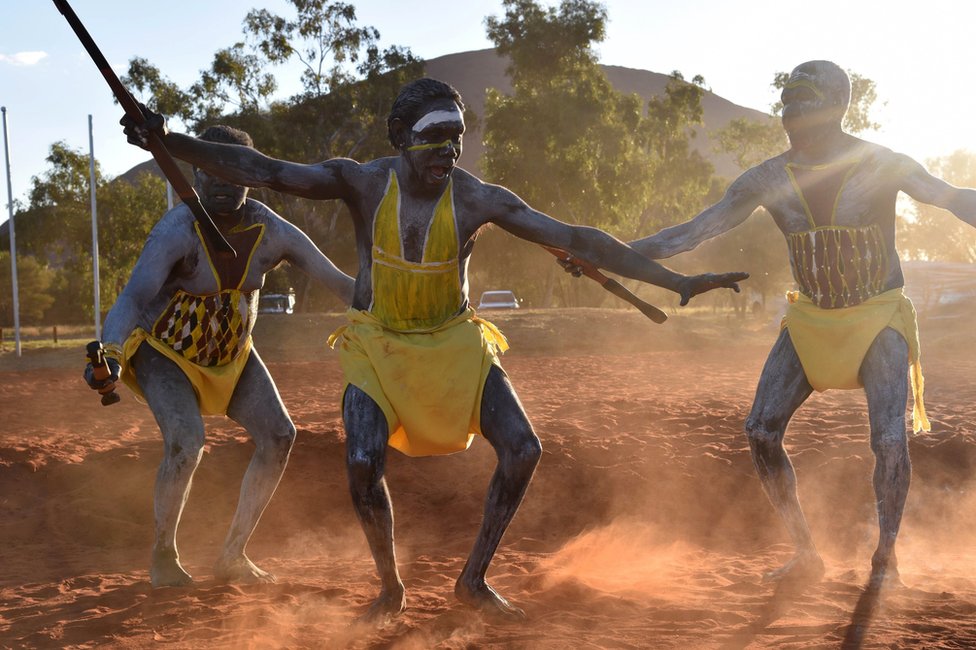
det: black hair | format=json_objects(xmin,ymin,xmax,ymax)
[
  {"xmin": 198, "ymin": 124, "xmax": 253, "ymax": 147},
  {"xmin": 387, "ymin": 78, "xmax": 464, "ymax": 149}
]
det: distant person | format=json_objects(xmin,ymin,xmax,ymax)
[
  {"xmin": 629, "ymin": 60, "xmax": 976, "ymax": 588},
  {"xmin": 84, "ymin": 125, "xmax": 355, "ymax": 587},
  {"xmin": 122, "ymin": 78, "xmax": 747, "ymax": 619}
]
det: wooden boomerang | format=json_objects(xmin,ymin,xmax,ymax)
[
  {"xmin": 53, "ymin": 0, "xmax": 236, "ymax": 257},
  {"xmin": 543, "ymin": 246, "xmax": 668, "ymax": 323}
]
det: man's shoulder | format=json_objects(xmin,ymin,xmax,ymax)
[
  {"xmin": 241, "ymin": 198, "xmax": 304, "ymax": 238},
  {"xmin": 243, "ymin": 197, "xmax": 278, "ymax": 219},
  {"xmin": 329, "ymin": 156, "xmax": 395, "ymax": 178},
  {"xmin": 142, "ymin": 204, "xmax": 200, "ymax": 255},
  {"xmin": 734, "ymin": 154, "xmax": 789, "ymax": 189},
  {"xmin": 155, "ymin": 203, "xmax": 199, "ymax": 233},
  {"xmin": 450, "ymin": 167, "xmax": 499, "ymax": 199},
  {"xmin": 858, "ymin": 140, "xmax": 910, "ymax": 168}
]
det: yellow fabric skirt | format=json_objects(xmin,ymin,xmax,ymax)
[
  {"xmin": 118, "ymin": 327, "xmax": 253, "ymax": 416},
  {"xmin": 328, "ymin": 307, "xmax": 509, "ymax": 457},
  {"xmin": 783, "ymin": 288, "xmax": 929, "ymax": 432}
]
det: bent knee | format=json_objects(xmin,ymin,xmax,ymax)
[
  {"xmin": 744, "ymin": 415, "xmax": 783, "ymax": 449},
  {"xmin": 870, "ymin": 424, "xmax": 908, "ymax": 455},
  {"xmin": 503, "ymin": 431, "xmax": 542, "ymax": 470},
  {"xmin": 268, "ymin": 422, "xmax": 297, "ymax": 453},
  {"xmin": 164, "ymin": 432, "xmax": 205, "ymax": 465},
  {"xmin": 346, "ymin": 449, "xmax": 383, "ymax": 486}
]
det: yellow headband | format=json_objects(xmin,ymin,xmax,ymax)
[
  {"xmin": 784, "ymin": 79, "xmax": 826, "ymax": 100},
  {"xmin": 406, "ymin": 139, "xmax": 457, "ymax": 152}
]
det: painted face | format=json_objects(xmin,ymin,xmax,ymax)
[
  {"xmin": 403, "ymin": 99, "xmax": 464, "ymax": 189},
  {"xmin": 780, "ymin": 62, "xmax": 848, "ymax": 148},
  {"xmin": 194, "ymin": 168, "xmax": 248, "ymax": 218}
]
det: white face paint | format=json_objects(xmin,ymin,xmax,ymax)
[{"xmin": 411, "ymin": 107, "xmax": 463, "ymax": 133}]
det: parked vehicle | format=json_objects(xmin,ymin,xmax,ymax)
[
  {"xmin": 258, "ymin": 291, "xmax": 296, "ymax": 314},
  {"xmin": 477, "ymin": 290, "xmax": 520, "ymax": 310}
]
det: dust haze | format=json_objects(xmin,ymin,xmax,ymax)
[{"xmin": 1, "ymin": 306, "xmax": 975, "ymax": 647}]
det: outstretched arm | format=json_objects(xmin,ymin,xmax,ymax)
[
  {"xmin": 277, "ymin": 219, "xmax": 356, "ymax": 305},
  {"xmin": 484, "ymin": 183, "xmax": 747, "ymax": 303},
  {"xmin": 629, "ymin": 170, "xmax": 763, "ymax": 259},
  {"xmin": 123, "ymin": 109, "xmax": 350, "ymax": 201},
  {"xmin": 898, "ymin": 154, "xmax": 976, "ymax": 228}
]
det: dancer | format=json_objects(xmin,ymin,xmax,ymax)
[
  {"xmin": 630, "ymin": 61, "xmax": 976, "ymax": 587},
  {"xmin": 85, "ymin": 125, "xmax": 354, "ymax": 587},
  {"xmin": 122, "ymin": 78, "xmax": 747, "ymax": 616}
]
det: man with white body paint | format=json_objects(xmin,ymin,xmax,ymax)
[
  {"xmin": 123, "ymin": 78, "xmax": 747, "ymax": 619},
  {"xmin": 629, "ymin": 61, "xmax": 976, "ymax": 589},
  {"xmin": 85, "ymin": 125, "xmax": 355, "ymax": 588}
]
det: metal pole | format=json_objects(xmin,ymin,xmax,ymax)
[
  {"xmin": 89, "ymin": 114, "xmax": 101, "ymax": 340},
  {"xmin": 1, "ymin": 106, "xmax": 21, "ymax": 357},
  {"xmin": 166, "ymin": 180, "xmax": 173, "ymax": 211}
]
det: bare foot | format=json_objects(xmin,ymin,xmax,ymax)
[
  {"xmin": 868, "ymin": 555, "xmax": 904, "ymax": 591},
  {"xmin": 151, "ymin": 548, "xmax": 193, "ymax": 588},
  {"xmin": 214, "ymin": 555, "xmax": 276, "ymax": 584},
  {"xmin": 358, "ymin": 587, "xmax": 406, "ymax": 624},
  {"xmin": 455, "ymin": 579, "xmax": 526, "ymax": 621},
  {"xmin": 762, "ymin": 551, "xmax": 825, "ymax": 585}
]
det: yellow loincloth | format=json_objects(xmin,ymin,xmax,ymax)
[
  {"xmin": 783, "ymin": 287, "xmax": 930, "ymax": 432},
  {"xmin": 328, "ymin": 307, "xmax": 509, "ymax": 457},
  {"xmin": 117, "ymin": 327, "xmax": 253, "ymax": 416}
]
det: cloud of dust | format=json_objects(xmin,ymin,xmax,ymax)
[
  {"xmin": 283, "ymin": 524, "xmax": 372, "ymax": 562},
  {"xmin": 219, "ymin": 590, "xmax": 369, "ymax": 648},
  {"xmin": 210, "ymin": 573, "xmax": 489, "ymax": 649},
  {"xmin": 898, "ymin": 474, "xmax": 976, "ymax": 586},
  {"xmin": 383, "ymin": 618, "xmax": 489, "ymax": 650},
  {"xmin": 537, "ymin": 517, "xmax": 698, "ymax": 597},
  {"xmin": 788, "ymin": 432, "xmax": 976, "ymax": 585}
]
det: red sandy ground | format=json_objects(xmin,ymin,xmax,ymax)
[{"xmin": 1, "ymin": 308, "xmax": 975, "ymax": 649}]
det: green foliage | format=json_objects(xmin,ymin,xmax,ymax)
[
  {"xmin": 19, "ymin": 142, "xmax": 97, "ymax": 263},
  {"xmin": 633, "ymin": 72, "xmax": 718, "ymax": 238},
  {"xmin": 121, "ymin": 0, "xmax": 418, "ymax": 134},
  {"xmin": 713, "ymin": 117, "xmax": 786, "ymax": 171},
  {"xmin": 124, "ymin": 57, "xmax": 196, "ymax": 124},
  {"xmin": 844, "ymin": 73, "xmax": 882, "ymax": 134},
  {"xmin": 900, "ymin": 150, "xmax": 976, "ymax": 262},
  {"xmin": 96, "ymin": 173, "xmax": 168, "ymax": 305},
  {"xmin": 481, "ymin": 0, "xmax": 641, "ymax": 306},
  {"xmin": 483, "ymin": 0, "xmax": 641, "ymax": 229},
  {"xmin": 5, "ymin": 140, "xmax": 166, "ymax": 324},
  {"xmin": 243, "ymin": 1, "xmax": 379, "ymax": 99},
  {"xmin": 119, "ymin": 0, "xmax": 421, "ymax": 313},
  {"xmin": 0, "ymin": 252, "xmax": 56, "ymax": 325},
  {"xmin": 486, "ymin": 0, "xmax": 607, "ymax": 85},
  {"xmin": 481, "ymin": 1, "xmax": 717, "ymax": 307}
]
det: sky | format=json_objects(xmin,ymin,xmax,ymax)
[{"xmin": 2, "ymin": 0, "xmax": 974, "ymax": 218}]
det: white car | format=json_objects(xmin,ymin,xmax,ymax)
[
  {"xmin": 477, "ymin": 290, "xmax": 520, "ymax": 310},
  {"xmin": 258, "ymin": 292, "xmax": 296, "ymax": 314}
]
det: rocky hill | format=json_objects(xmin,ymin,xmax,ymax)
[
  {"xmin": 115, "ymin": 48, "xmax": 775, "ymax": 187},
  {"xmin": 426, "ymin": 48, "xmax": 774, "ymax": 179}
]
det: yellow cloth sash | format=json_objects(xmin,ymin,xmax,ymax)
[
  {"xmin": 110, "ymin": 217, "xmax": 263, "ymax": 416},
  {"xmin": 117, "ymin": 327, "xmax": 253, "ymax": 416},
  {"xmin": 783, "ymin": 287, "xmax": 930, "ymax": 432},
  {"xmin": 329, "ymin": 308, "xmax": 508, "ymax": 457},
  {"xmin": 331, "ymin": 168, "xmax": 509, "ymax": 456}
]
